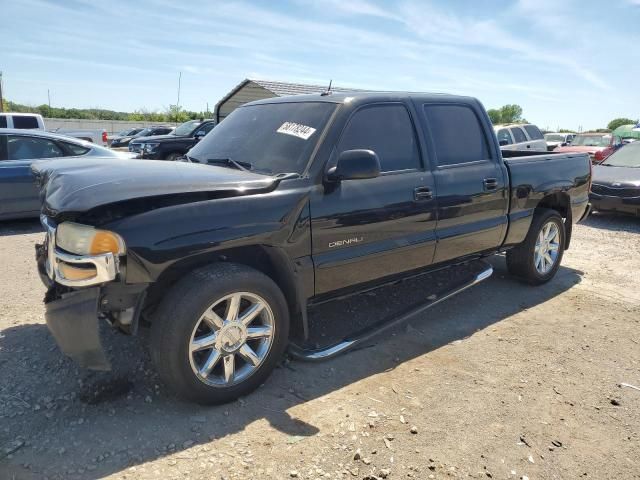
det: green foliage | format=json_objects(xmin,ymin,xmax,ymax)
[
  {"xmin": 4, "ymin": 99, "xmax": 208, "ymax": 122},
  {"xmin": 585, "ymin": 128, "xmax": 611, "ymax": 133},
  {"xmin": 487, "ymin": 104, "xmax": 525, "ymax": 124},
  {"xmin": 558, "ymin": 128, "xmax": 577, "ymax": 133},
  {"xmin": 607, "ymin": 118, "xmax": 637, "ymax": 131}
]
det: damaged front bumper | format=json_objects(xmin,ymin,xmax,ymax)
[{"xmin": 36, "ymin": 216, "xmax": 147, "ymax": 371}]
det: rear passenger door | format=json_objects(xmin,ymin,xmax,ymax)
[
  {"xmin": 310, "ymin": 103, "xmax": 438, "ymax": 295},
  {"xmin": 522, "ymin": 125, "xmax": 546, "ymax": 151},
  {"xmin": 0, "ymin": 135, "xmax": 65, "ymax": 218},
  {"xmin": 419, "ymin": 103, "xmax": 509, "ymax": 263},
  {"xmin": 510, "ymin": 126, "xmax": 529, "ymax": 150}
]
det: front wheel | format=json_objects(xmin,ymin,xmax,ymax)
[
  {"xmin": 150, "ymin": 263, "xmax": 289, "ymax": 404},
  {"xmin": 164, "ymin": 152, "xmax": 182, "ymax": 161},
  {"xmin": 506, "ymin": 209, "xmax": 565, "ymax": 285}
]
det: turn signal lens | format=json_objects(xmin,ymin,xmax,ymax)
[
  {"xmin": 57, "ymin": 222, "xmax": 126, "ymax": 256},
  {"xmin": 58, "ymin": 262, "xmax": 97, "ymax": 280}
]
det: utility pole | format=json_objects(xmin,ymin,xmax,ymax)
[
  {"xmin": 176, "ymin": 71, "xmax": 182, "ymax": 123},
  {"xmin": 47, "ymin": 89, "xmax": 51, "ymax": 113},
  {"xmin": 0, "ymin": 71, "xmax": 4, "ymax": 113}
]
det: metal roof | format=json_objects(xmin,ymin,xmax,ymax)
[{"xmin": 249, "ymin": 79, "xmax": 364, "ymax": 96}]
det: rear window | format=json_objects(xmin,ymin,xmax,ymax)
[
  {"xmin": 62, "ymin": 141, "xmax": 91, "ymax": 156},
  {"xmin": 12, "ymin": 115, "xmax": 40, "ymax": 129},
  {"xmin": 524, "ymin": 125, "xmax": 543, "ymax": 140},
  {"xmin": 510, "ymin": 127, "xmax": 527, "ymax": 143},
  {"xmin": 423, "ymin": 104, "xmax": 490, "ymax": 166},
  {"xmin": 0, "ymin": 116, "xmax": 7, "ymax": 128}
]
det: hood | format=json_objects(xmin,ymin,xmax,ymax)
[
  {"xmin": 131, "ymin": 134, "xmax": 185, "ymax": 143},
  {"xmin": 32, "ymin": 157, "xmax": 278, "ymax": 217},
  {"xmin": 592, "ymin": 165, "xmax": 640, "ymax": 187},
  {"xmin": 554, "ymin": 145, "xmax": 606, "ymax": 154}
]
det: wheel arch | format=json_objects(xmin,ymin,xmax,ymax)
[
  {"xmin": 536, "ymin": 192, "xmax": 573, "ymax": 249},
  {"xmin": 142, "ymin": 245, "xmax": 306, "ymax": 337}
]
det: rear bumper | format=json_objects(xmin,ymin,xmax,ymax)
[
  {"xmin": 590, "ymin": 194, "xmax": 640, "ymax": 216},
  {"xmin": 45, "ymin": 287, "xmax": 111, "ymax": 370}
]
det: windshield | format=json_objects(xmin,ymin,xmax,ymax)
[
  {"xmin": 602, "ymin": 143, "xmax": 640, "ymax": 167},
  {"xmin": 134, "ymin": 128, "xmax": 153, "ymax": 137},
  {"xmin": 173, "ymin": 120, "xmax": 202, "ymax": 136},
  {"xmin": 188, "ymin": 102, "xmax": 337, "ymax": 175},
  {"xmin": 571, "ymin": 135, "xmax": 611, "ymax": 147},
  {"xmin": 545, "ymin": 134, "xmax": 565, "ymax": 142}
]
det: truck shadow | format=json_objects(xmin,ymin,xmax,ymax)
[
  {"xmin": 0, "ymin": 218, "xmax": 43, "ymax": 237},
  {"xmin": 0, "ymin": 256, "xmax": 583, "ymax": 479}
]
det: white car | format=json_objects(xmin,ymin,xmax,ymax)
[
  {"xmin": 544, "ymin": 132, "xmax": 575, "ymax": 151},
  {"xmin": 494, "ymin": 124, "xmax": 547, "ymax": 152},
  {"xmin": 0, "ymin": 112, "xmax": 108, "ymax": 146}
]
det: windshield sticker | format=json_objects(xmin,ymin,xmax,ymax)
[{"xmin": 277, "ymin": 122, "xmax": 317, "ymax": 140}]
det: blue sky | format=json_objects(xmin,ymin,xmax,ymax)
[{"xmin": 2, "ymin": 0, "xmax": 639, "ymax": 130}]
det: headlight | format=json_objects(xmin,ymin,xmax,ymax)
[
  {"xmin": 56, "ymin": 222, "xmax": 126, "ymax": 256},
  {"xmin": 144, "ymin": 142, "xmax": 160, "ymax": 152}
]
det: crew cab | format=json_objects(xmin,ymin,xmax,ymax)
[
  {"xmin": 33, "ymin": 92, "xmax": 591, "ymax": 404},
  {"xmin": 128, "ymin": 119, "xmax": 215, "ymax": 161}
]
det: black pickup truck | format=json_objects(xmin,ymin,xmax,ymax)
[
  {"xmin": 128, "ymin": 119, "xmax": 216, "ymax": 161},
  {"xmin": 33, "ymin": 92, "xmax": 591, "ymax": 404}
]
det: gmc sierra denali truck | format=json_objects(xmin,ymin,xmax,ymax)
[{"xmin": 33, "ymin": 92, "xmax": 591, "ymax": 404}]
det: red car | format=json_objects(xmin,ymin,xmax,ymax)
[{"xmin": 554, "ymin": 133, "xmax": 613, "ymax": 163}]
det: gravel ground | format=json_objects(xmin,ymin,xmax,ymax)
[{"xmin": 1, "ymin": 213, "xmax": 639, "ymax": 480}]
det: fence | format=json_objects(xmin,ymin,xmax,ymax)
[{"xmin": 44, "ymin": 118, "xmax": 179, "ymax": 137}]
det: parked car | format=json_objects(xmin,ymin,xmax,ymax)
[
  {"xmin": 0, "ymin": 129, "xmax": 125, "ymax": 220},
  {"xmin": 109, "ymin": 127, "xmax": 144, "ymax": 148},
  {"xmin": 494, "ymin": 124, "xmax": 547, "ymax": 151},
  {"xmin": 128, "ymin": 119, "xmax": 215, "ymax": 161},
  {"xmin": 33, "ymin": 92, "xmax": 591, "ymax": 404},
  {"xmin": 126, "ymin": 125, "xmax": 175, "ymax": 154},
  {"xmin": 544, "ymin": 132, "xmax": 575, "ymax": 151},
  {"xmin": 590, "ymin": 141, "xmax": 640, "ymax": 216},
  {"xmin": 553, "ymin": 133, "xmax": 612, "ymax": 163},
  {"xmin": 0, "ymin": 112, "xmax": 46, "ymax": 129}
]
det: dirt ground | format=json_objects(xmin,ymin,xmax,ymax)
[{"xmin": 1, "ymin": 214, "xmax": 639, "ymax": 480}]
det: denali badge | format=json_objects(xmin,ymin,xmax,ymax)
[{"xmin": 329, "ymin": 237, "xmax": 363, "ymax": 248}]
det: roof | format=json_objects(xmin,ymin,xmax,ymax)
[
  {"xmin": 0, "ymin": 112, "xmax": 44, "ymax": 117},
  {"xmin": 250, "ymin": 79, "xmax": 364, "ymax": 96},
  {"xmin": 0, "ymin": 128, "xmax": 89, "ymax": 142}
]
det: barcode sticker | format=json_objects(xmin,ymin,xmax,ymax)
[{"xmin": 276, "ymin": 122, "xmax": 317, "ymax": 140}]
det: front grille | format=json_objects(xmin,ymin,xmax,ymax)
[
  {"xmin": 591, "ymin": 184, "xmax": 640, "ymax": 198},
  {"xmin": 129, "ymin": 143, "xmax": 142, "ymax": 153}
]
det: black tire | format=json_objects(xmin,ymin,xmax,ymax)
[
  {"xmin": 149, "ymin": 263, "xmax": 289, "ymax": 404},
  {"xmin": 164, "ymin": 152, "xmax": 181, "ymax": 161},
  {"xmin": 506, "ymin": 208, "xmax": 565, "ymax": 285}
]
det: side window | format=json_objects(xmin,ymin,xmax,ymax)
[
  {"xmin": 338, "ymin": 104, "xmax": 420, "ymax": 172},
  {"xmin": 0, "ymin": 116, "xmax": 7, "ymax": 128},
  {"xmin": 0, "ymin": 135, "xmax": 7, "ymax": 160},
  {"xmin": 511, "ymin": 127, "xmax": 527, "ymax": 143},
  {"xmin": 423, "ymin": 104, "xmax": 490, "ymax": 166},
  {"xmin": 159, "ymin": 128, "xmax": 172, "ymax": 135},
  {"xmin": 196, "ymin": 123, "xmax": 215, "ymax": 136},
  {"xmin": 12, "ymin": 116, "xmax": 40, "ymax": 129},
  {"xmin": 62, "ymin": 142, "xmax": 90, "ymax": 156},
  {"xmin": 523, "ymin": 125, "xmax": 543, "ymax": 140},
  {"xmin": 496, "ymin": 129, "xmax": 513, "ymax": 145},
  {"xmin": 7, "ymin": 136, "xmax": 65, "ymax": 160}
]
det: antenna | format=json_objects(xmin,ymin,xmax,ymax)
[{"xmin": 321, "ymin": 79, "xmax": 333, "ymax": 96}]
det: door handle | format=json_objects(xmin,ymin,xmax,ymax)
[
  {"xmin": 414, "ymin": 186, "xmax": 433, "ymax": 200},
  {"xmin": 483, "ymin": 178, "xmax": 498, "ymax": 191}
]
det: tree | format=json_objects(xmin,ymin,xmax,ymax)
[
  {"xmin": 487, "ymin": 104, "xmax": 525, "ymax": 124},
  {"xmin": 607, "ymin": 117, "xmax": 637, "ymax": 131}
]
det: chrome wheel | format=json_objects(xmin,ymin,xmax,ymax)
[
  {"xmin": 188, "ymin": 292, "xmax": 275, "ymax": 387},
  {"xmin": 534, "ymin": 221, "xmax": 560, "ymax": 274}
]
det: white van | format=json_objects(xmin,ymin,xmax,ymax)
[
  {"xmin": 494, "ymin": 124, "xmax": 547, "ymax": 152},
  {"xmin": 0, "ymin": 112, "xmax": 45, "ymax": 130}
]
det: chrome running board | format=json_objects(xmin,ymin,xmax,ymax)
[{"xmin": 288, "ymin": 261, "xmax": 493, "ymax": 362}]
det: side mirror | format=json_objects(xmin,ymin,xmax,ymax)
[
  {"xmin": 327, "ymin": 149, "xmax": 381, "ymax": 182},
  {"xmin": 499, "ymin": 139, "xmax": 508, "ymax": 146}
]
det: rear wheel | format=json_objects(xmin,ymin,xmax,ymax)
[
  {"xmin": 165, "ymin": 152, "xmax": 181, "ymax": 161},
  {"xmin": 506, "ymin": 209, "xmax": 565, "ymax": 285},
  {"xmin": 150, "ymin": 263, "xmax": 289, "ymax": 404}
]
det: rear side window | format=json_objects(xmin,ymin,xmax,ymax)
[
  {"xmin": 0, "ymin": 135, "xmax": 7, "ymax": 160},
  {"xmin": 510, "ymin": 127, "xmax": 527, "ymax": 143},
  {"xmin": 7, "ymin": 135, "xmax": 65, "ymax": 160},
  {"xmin": 496, "ymin": 129, "xmax": 513, "ymax": 145},
  {"xmin": 62, "ymin": 142, "xmax": 90, "ymax": 156},
  {"xmin": 523, "ymin": 125, "xmax": 543, "ymax": 140},
  {"xmin": 338, "ymin": 104, "xmax": 420, "ymax": 172},
  {"xmin": 423, "ymin": 104, "xmax": 490, "ymax": 166},
  {"xmin": 12, "ymin": 115, "xmax": 40, "ymax": 129},
  {"xmin": 0, "ymin": 116, "xmax": 7, "ymax": 128}
]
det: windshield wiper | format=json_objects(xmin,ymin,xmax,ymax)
[{"xmin": 206, "ymin": 158, "xmax": 253, "ymax": 172}]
